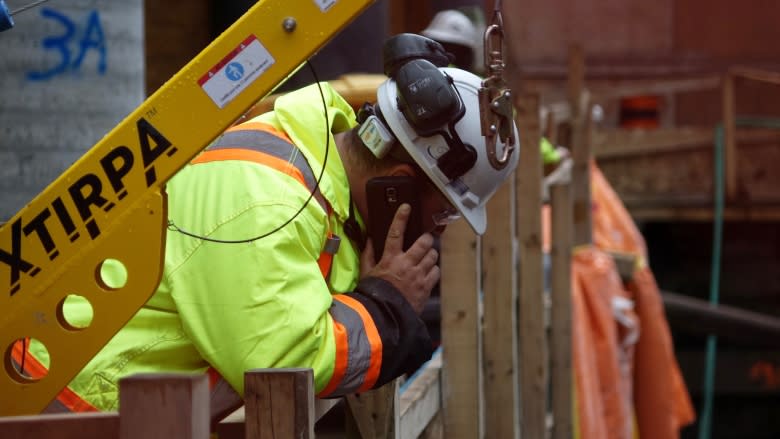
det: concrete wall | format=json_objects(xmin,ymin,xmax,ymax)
[{"xmin": 0, "ymin": 0, "xmax": 144, "ymax": 221}]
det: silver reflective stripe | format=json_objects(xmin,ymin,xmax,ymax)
[
  {"xmin": 43, "ymin": 398, "xmax": 70, "ymax": 414},
  {"xmin": 210, "ymin": 130, "xmax": 329, "ymax": 213},
  {"xmin": 10, "ymin": 355, "xmax": 70, "ymax": 413},
  {"xmin": 329, "ymin": 298, "xmax": 373, "ymax": 394}
]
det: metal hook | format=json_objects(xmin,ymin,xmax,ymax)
[{"xmin": 478, "ymin": 9, "xmax": 515, "ymax": 170}]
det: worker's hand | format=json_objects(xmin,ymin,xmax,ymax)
[{"xmin": 360, "ymin": 203, "xmax": 439, "ymax": 314}]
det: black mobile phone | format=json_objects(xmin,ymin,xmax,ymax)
[{"xmin": 366, "ymin": 176, "xmax": 423, "ymax": 262}]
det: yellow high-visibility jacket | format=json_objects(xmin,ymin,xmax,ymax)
[{"xmin": 24, "ymin": 83, "xmax": 432, "ymax": 412}]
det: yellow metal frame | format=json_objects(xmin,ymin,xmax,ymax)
[{"xmin": 0, "ymin": 0, "xmax": 374, "ymax": 415}]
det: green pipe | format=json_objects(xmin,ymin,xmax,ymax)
[{"xmin": 698, "ymin": 117, "xmax": 780, "ymax": 439}]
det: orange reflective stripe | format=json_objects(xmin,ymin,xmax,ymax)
[
  {"xmin": 56, "ymin": 386, "xmax": 99, "ymax": 412},
  {"xmin": 11, "ymin": 340, "xmax": 98, "ymax": 412},
  {"xmin": 319, "ymin": 320, "xmax": 349, "ymax": 397},
  {"xmin": 226, "ymin": 121, "xmax": 293, "ymax": 143},
  {"xmin": 191, "ymin": 148, "xmax": 306, "ymax": 187},
  {"xmin": 11, "ymin": 339, "xmax": 46, "ymax": 380},
  {"xmin": 317, "ymin": 251, "xmax": 334, "ymax": 279},
  {"xmin": 333, "ymin": 295, "xmax": 383, "ymax": 392},
  {"xmin": 207, "ymin": 366, "xmax": 221, "ymax": 389}
]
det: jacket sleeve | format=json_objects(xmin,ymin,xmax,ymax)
[{"xmin": 320, "ymin": 277, "xmax": 434, "ymax": 397}]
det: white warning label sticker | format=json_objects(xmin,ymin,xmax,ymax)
[{"xmin": 199, "ymin": 35, "xmax": 275, "ymax": 109}]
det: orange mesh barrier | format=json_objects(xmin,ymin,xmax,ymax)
[{"xmin": 544, "ymin": 161, "xmax": 695, "ymax": 438}]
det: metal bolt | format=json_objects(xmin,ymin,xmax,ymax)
[
  {"xmin": 489, "ymin": 125, "xmax": 497, "ymax": 133},
  {"xmin": 282, "ymin": 17, "xmax": 297, "ymax": 33}
]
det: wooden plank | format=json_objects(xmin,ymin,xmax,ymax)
[
  {"xmin": 346, "ymin": 379, "xmax": 400, "ymax": 439},
  {"xmin": 119, "ymin": 373, "xmax": 209, "ymax": 439},
  {"xmin": 549, "ymin": 183, "xmax": 573, "ymax": 439},
  {"xmin": 419, "ymin": 411, "xmax": 444, "ymax": 439},
  {"xmin": 723, "ymin": 71, "xmax": 737, "ymax": 200},
  {"xmin": 592, "ymin": 126, "xmax": 714, "ymax": 158},
  {"xmin": 399, "ymin": 351, "xmax": 443, "ymax": 439},
  {"xmin": 627, "ymin": 205, "xmax": 780, "ymax": 222},
  {"xmin": 215, "ymin": 399, "xmax": 341, "ymax": 439},
  {"xmin": 593, "ymin": 126, "xmax": 780, "ymax": 160},
  {"xmin": 439, "ymin": 219, "xmax": 481, "ymax": 439},
  {"xmin": 568, "ymin": 46, "xmax": 592, "ymax": 246},
  {"xmin": 596, "ymin": 131, "xmax": 780, "ymax": 208},
  {"xmin": 590, "ymin": 75, "xmax": 722, "ymax": 100},
  {"xmin": 244, "ymin": 369, "xmax": 314, "ymax": 439},
  {"xmin": 0, "ymin": 412, "xmax": 119, "ymax": 439},
  {"xmin": 482, "ymin": 173, "xmax": 520, "ymax": 439},
  {"xmin": 516, "ymin": 91, "xmax": 548, "ymax": 438},
  {"xmin": 731, "ymin": 66, "xmax": 780, "ymax": 86}
]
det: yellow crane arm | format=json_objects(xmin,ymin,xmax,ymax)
[{"xmin": 0, "ymin": 0, "xmax": 374, "ymax": 416}]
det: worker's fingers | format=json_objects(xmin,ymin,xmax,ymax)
[
  {"xmin": 406, "ymin": 236, "xmax": 436, "ymax": 266},
  {"xmin": 360, "ymin": 239, "xmax": 376, "ymax": 276},
  {"xmin": 383, "ymin": 203, "xmax": 410, "ymax": 256},
  {"xmin": 418, "ymin": 246, "xmax": 439, "ymax": 271},
  {"xmin": 423, "ymin": 265, "xmax": 441, "ymax": 295}
]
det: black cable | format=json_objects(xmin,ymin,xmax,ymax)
[
  {"xmin": 20, "ymin": 338, "xmax": 26, "ymax": 376},
  {"xmin": 167, "ymin": 60, "xmax": 330, "ymax": 244}
]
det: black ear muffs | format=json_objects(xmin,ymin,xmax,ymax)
[
  {"xmin": 392, "ymin": 59, "xmax": 477, "ymax": 181},
  {"xmin": 394, "ymin": 59, "xmax": 462, "ymax": 136},
  {"xmin": 383, "ymin": 33, "xmax": 453, "ymax": 78}
]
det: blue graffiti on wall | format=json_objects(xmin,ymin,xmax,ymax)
[{"xmin": 26, "ymin": 8, "xmax": 107, "ymax": 81}]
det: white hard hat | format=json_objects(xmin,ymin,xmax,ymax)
[
  {"xmin": 374, "ymin": 65, "xmax": 519, "ymax": 235},
  {"xmin": 421, "ymin": 10, "xmax": 480, "ymax": 53}
]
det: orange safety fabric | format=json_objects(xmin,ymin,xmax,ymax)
[
  {"xmin": 543, "ymin": 161, "xmax": 695, "ymax": 439},
  {"xmin": 12, "ymin": 340, "xmax": 99, "ymax": 413},
  {"xmin": 628, "ymin": 267, "xmax": 696, "ymax": 439},
  {"xmin": 332, "ymin": 294, "xmax": 383, "ymax": 392},
  {"xmin": 318, "ymin": 320, "xmax": 350, "ymax": 397},
  {"xmin": 192, "ymin": 130, "xmax": 336, "ymax": 280},
  {"xmin": 191, "ymin": 148, "xmax": 307, "ymax": 188},
  {"xmin": 571, "ymin": 248, "xmax": 636, "ymax": 439}
]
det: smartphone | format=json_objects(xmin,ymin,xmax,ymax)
[{"xmin": 366, "ymin": 176, "xmax": 423, "ymax": 262}]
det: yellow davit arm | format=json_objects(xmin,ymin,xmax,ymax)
[{"xmin": 0, "ymin": 0, "xmax": 374, "ymax": 416}]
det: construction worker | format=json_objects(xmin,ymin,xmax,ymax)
[
  {"xmin": 16, "ymin": 34, "xmax": 518, "ymax": 419},
  {"xmin": 421, "ymin": 8, "xmax": 483, "ymax": 73}
]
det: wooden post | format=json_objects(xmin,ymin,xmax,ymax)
[
  {"xmin": 483, "ymin": 173, "xmax": 520, "ymax": 439},
  {"xmin": 1, "ymin": 412, "xmax": 119, "ymax": 439},
  {"xmin": 119, "ymin": 373, "xmax": 209, "ymax": 439},
  {"xmin": 550, "ymin": 183, "xmax": 573, "ymax": 439},
  {"xmin": 399, "ymin": 351, "xmax": 443, "ymax": 439},
  {"xmin": 244, "ymin": 368, "xmax": 315, "ymax": 439},
  {"xmin": 723, "ymin": 70, "xmax": 737, "ymax": 201},
  {"xmin": 346, "ymin": 379, "xmax": 400, "ymax": 439},
  {"xmin": 439, "ymin": 220, "xmax": 482, "ymax": 439},
  {"xmin": 516, "ymin": 91, "xmax": 548, "ymax": 438},
  {"xmin": 567, "ymin": 44, "xmax": 593, "ymax": 247}
]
